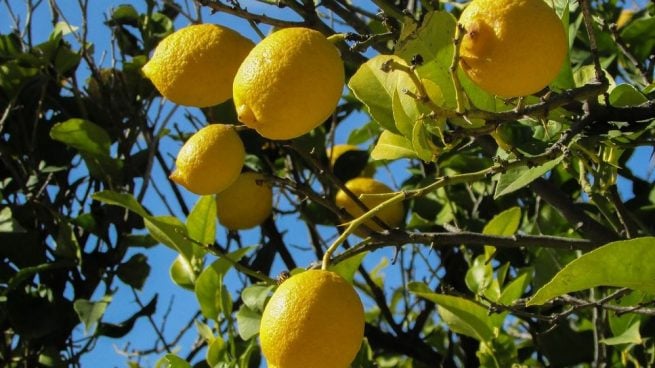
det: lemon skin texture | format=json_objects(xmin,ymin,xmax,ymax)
[
  {"xmin": 459, "ymin": 0, "xmax": 567, "ymax": 98},
  {"xmin": 335, "ymin": 177, "xmax": 404, "ymax": 236},
  {"xmin": 233, "ymin": 27, "xmax": 345, "ymax": 140},
  {"xmin": 170, "ymin": 124, "xmax": 245, "ymax": 195},
  {"xmin": 260, "ymin": 270, "xmax": 365, "ymax": 368},
  {"xmin": 142, "ymin": 24, "xmax": 254, "ymax": 107},
  {"xmin": 215, "ymin": 172, "xmax": 273, "ymax": 230}
]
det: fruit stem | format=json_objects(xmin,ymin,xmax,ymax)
[
  {"xmin": 322, "ymin": 192, "xmax": 407, "ymax": 270},
  {"xmin": 450, "ymin": 23, "xmax": 469, "ymax": 114}
]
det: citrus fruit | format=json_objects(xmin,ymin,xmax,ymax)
[
  {"xmin": 327, "ymin": 144, "xmax": 375, "ymax": 179},
  {"xmin": 233, "ymin": 27, "xmax": 344, "ymax": 140},
  {"xmin": 260, "ymin": 269, "xmax": 365, "ymax": 368},
  {"xmin": 170, "ymin": 124, "xmax": 245, "ymax": 195},
  {"xmin": 458, "ymin": 0, "xmax": 567, "ymax": 97},
  {"xmin": 142, "ymin": 24, "xmax": 254, "ymax": 107},
  {"xmin": 335, "ymin": 177, "xmax": 404, "ymax": 236},
  {"xmin": 215, "ymin": 172, "xmax": 273, "ymax": 230}
]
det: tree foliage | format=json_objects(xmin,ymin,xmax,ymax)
[{"xmin": 1, "ymin": 0, "xmax": 655, "ymax": 367}]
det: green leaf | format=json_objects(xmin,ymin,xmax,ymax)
[
  {"xmin": 620, "ymin": 17, "xmax": 655, "ymax": 60},
  {"xmin": 73, "ymin": 296, "xmax": 111, "ymax": 335},
  {"xmin": 330, "ymin": 251, "xmax": 367, "ymax": 284},
  {"xmin": 50, "ymin": 119, "xmax": 111, "ymax": 157},
  {"xmin": 644, "ymin": 82, "xmax": 655, "ymax": 95},
  {"xmin": 206, "ymin": 337, "xmax": 226, "ymax": 367},
  {"xmin": 55, "ymin": 221, "xmax": 81, "ymax": 261},
  {"xmin": 52, "ymin": 21, "xmax": 79, "ymax": 37},
  {"xmin": 498, "ymin": 269, "xmax": 532, "ymax": 305},
  {"xmin": 109, "ymin": 4, "xmax": 140, "ymax": 26},
  {"xmin": 0, "ymin": 207, "xmax": 25, "ymax": 233},
  {"xmin": 195, "ymin": 247, "xmax": 253, "ymax": 320},
  {"xmin": 117, "ymin": 253, "xmax": 150, "ymax": 290},
  {"xmin": 370, "ymin": 130, "xmax": 417, "ymax": 161},
  {"xmin": 395, "ymin": 11, "xmax": 458, "ymax": 110},
  {"xmin": 528, "ymin": 237, "xmax": 655, "ymax": 306},
  {"xmin": 241, "ymin": 285, "xmax": 274, "ymax": 312},
  {"xmin": 409, "ymin": 282, "xmax": 494, "ymax": 341},
  {"xmin": 145, "ymin": 216, "xmax": 195, "ymax": 261},
  {"xmin": 392, "ymin": 90, "xmax": 414, "ymax": 137},
  {"xmin": 550, "ymin": 0, "xmax": 575, "ymax": 91},
  {"xmin": 169, "ymin": 255, "xmax": 196, "ymax": 290},
  {"xmin": 412, "ymin": 119, "xmax": 439, "ymax": 162},
  {"xmin": 494, "ymin": 156, "xmax": 564, "ymax": 199},
  {"xmin": 348, "ymin": 55, "xmax": 419, "ymax": 134},
  {"xmin": 92, "ymin": 190, "xmax": 150, "ymax": 218},
  {"xmin": 186, "ymin": 195, "xmax": 217, "ymax": 245},
  {"xmin": 482, "ymin": 206, "xmax": 521, "ymax": 259},
  {"xmin": 601, "ymin": 321, "xmax": 642, "ymax": 346},
  {"xmin": 236, "ymin": 305, "xmax": 261, "ymax": 340},
  {"xmin": 465, "ymin": 255, "xmax": 493, "ymax": 296},
  {"xmin": 160, "ymin": 354, "xmax": 191, "ymax": 368},
  {"xmin": 609, "ymin": 84, "xmax": 648, "ymax": 107}
]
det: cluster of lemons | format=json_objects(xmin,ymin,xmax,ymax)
[
  {"xmin": 140, "ymin": 0, "xmax": 567, "ymax": 363},
  {"xmin": 142, "ymin": 24, "xmax": 370, "ymax": 367}
]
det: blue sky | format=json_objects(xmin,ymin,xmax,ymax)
[{"xmin": 2, "ymin": 1, "xmax": 654, "ymax": 367}]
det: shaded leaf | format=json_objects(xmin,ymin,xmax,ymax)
[
  {"xmin": 117, "ymin": 253, "xmax": 150, "ymax": 290},
  {"xmin": 236, "ymin": 305, "xmax": 261, "ymax": 340},
  {"xmin": 528, "ymin": 237, "xmax": 655, "ymax": 305},
  {"xmin": 409, "ymin": 282, "xmax": 494, "ymax": 341},
  {"xmin": 609, "ymin": 84, "xmax": 648, "ymax": 107}
]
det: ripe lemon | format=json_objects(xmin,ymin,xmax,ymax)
[
  {"xmin": 233, "ymin": 27, "xmax": 344, "ymax": 140},
  {"xmin": 458, "ymin": 0, "xmax": 567, "ymax": 97},
  {"xmin": 142, "ymin": 24, "xmax": 254, "ymax": 107},
  {"xmin": 335, "ymin": 177, "xmax": 404, "ymax": 236},
  {"xmin": 170, "ymin": 124, "xmax": 245, "ymax": 195},
  {"xmin": 260, "ymin": 269, "xmax": 365, "ymax": 368},
  {"xmin": 215, "ymin": 172, "xmax": 273, "ymax": 230}
]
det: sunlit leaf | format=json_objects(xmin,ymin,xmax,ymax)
[
  {"xmin": 601, "ymin": 321, "xmax": 642, "ymax": 346},
  {"xmin": 528, "ymin": 237, "xmax": 655, "ymax": 306},
  {"xmin": 50, "ymin": 119, "xmax": 111, "ymax": 157},
  {"xmin": 370, "ymin": 130, "xmax": 417, "ymax": 161},
  {"xmin": 92, "ymin": 190, "xmax": 150, "ymax": 218},
  {"xmin": 494, "ymin": 156, "xmax": 564, "ymax": 199},
  {"xmin": 186, "ymin": 195, "xmax": 217, "ymax": 245},
  {"xmin": 73, "ymin": 296, "xmax": 111, "ymax": 335},
  {"xmin": 482, "ymin": 206, "xmax": 521, "ymax": 259},
  {"xmin": 609, "ymin": 84, "xmax": 648, "ymax": 107},
  {"xmin": 330, "ymin": 251, "xmax": 367, "ymax": 284}
]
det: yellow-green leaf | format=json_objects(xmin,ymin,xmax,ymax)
[{"xmin": 528, "ymin": 237, "xmax": 655, "ymax": 306}]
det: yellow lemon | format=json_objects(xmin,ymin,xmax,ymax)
[
  {"xmin": 233, "ymin": 27, "xmax": 344, "ymax": 140},
  {"xmin": 142, "ymin": 24, "xmax": 254, "ymax": 107},
  {"xmin": 335, "ymin": 177, "xmax": 404, "ymax": 236},
  {"xmin": 170, "ymin": 124, "xmax": 244, "ymax": 195},
  {"xmin": 260, "ymin": 269, "xmax": 364, "ymax": 368},
  {"xmin": 215, "ymin": 172, "xmax": 273, "ymax": 230},
  {"xmin": 459, "ymin": 0, "xmax": 567, "ymax": 97}
]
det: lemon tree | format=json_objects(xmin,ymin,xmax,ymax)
[{"xmin": 4, "ymin": 1, "xmax": 655, "ymax": 367}]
